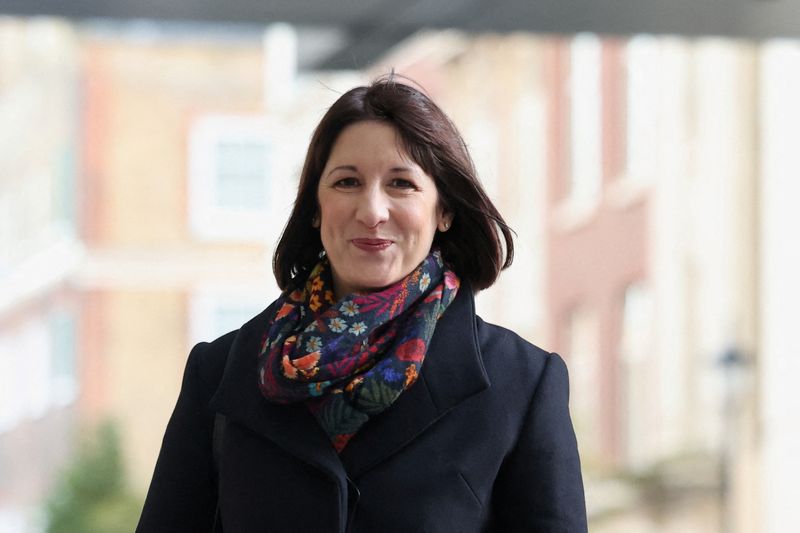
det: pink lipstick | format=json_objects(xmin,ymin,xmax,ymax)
[{"xmin": 351, "ymin": 238, "xmax": 393, "ymax": 252}]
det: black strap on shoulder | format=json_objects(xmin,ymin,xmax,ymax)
[{"xmin": 212, "ymin": 413, "xmax": 226, "ymax": 532}]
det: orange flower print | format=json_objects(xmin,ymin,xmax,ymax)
[
  {"xmin": 281, "ymin": 355, "xmax": 298, "ymax": 379},
  {"xmin": 275, "ymin": 302, "xmax": 295, "ymax": 321},
  {"xmin": 311, "ymin": 276, "xmax": 324, "ymax": 292},
  {"xmin": 345, "ymin": 375, "xmax": 364, "ymax": 393},
  {"xmin": 404, "ymin": 364, "xmax": 418, "ymax": 387},
  {"xmin": 324, "ymin": 290, "xmax": 335, "ymax": 304},
  {"xmin": 309, "ymin": 293, "xmax": 321, "ymax": 312},
  {"xmin": 292, "ymin": 351, "xmax": 321, "ymax": 379}
]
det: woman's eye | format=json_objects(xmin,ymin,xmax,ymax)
[
  {"xmin": 333, "ymin": 177, "xmax": 359, "ymax": 188},
  {"xmin": 390, "ymin": 178, "xmax": 416, "ymax": 189}
]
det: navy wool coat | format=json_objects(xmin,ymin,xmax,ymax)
[{"xmin": 137, "ymin": 287, "xmax": 587, "ymax": 532}]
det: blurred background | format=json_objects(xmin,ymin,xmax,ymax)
[{"xmin": 1, "ymin": 1, "xmax": 799, "ymax": 532}]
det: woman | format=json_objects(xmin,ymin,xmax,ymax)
[{"xmin": 137, "ymin": 77, "xmax": 587, "ymax": 532}]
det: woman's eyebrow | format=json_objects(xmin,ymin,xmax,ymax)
[
  {"xmin": 327, "ymin": 165, "xmax": 414, "ymax": 177},
  {"xmin": 326, "ymin": 165, "xmax": 358, "ymax": 177}
]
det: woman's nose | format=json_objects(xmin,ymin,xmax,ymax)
[{"xmin": 356, "ymin": 187, "xmax": 389, "ymax": 228}]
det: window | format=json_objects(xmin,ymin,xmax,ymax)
[
  {"xmin": 214, "ymin": 141, "xmax": 268, "ymax": 210},
  {"xmin": 188, "ymin": 115, "xmax": 273, "ymax": 241},
  {"xmin": 620, "ymin": 282, "xmax": 653, "ymax": 361},
  {"xmin": 625, "ymin": 35, "xmax": 660, "ymax": 181},
  {"xmin": 49, "ymin": 309, "xmax": 78, "ymax": 407},
  {"xmin": 0, "ymin": 308, "xmax": 78, "ymax": 434},
  {"xmin": 568, "ymin": 34, "xmax": 602, "ymax": 205},
  {"xmin": 619, "ymin": 282, "xmax": 655, "ymax": 467}
]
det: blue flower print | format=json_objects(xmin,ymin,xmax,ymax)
[
  {"xmin": 419, "ymin": 272, "xmax": 431, "ymax": 292},
  {"xmin": 305, "ymin": 336, "xmax": 323, "ymax": 352},
  {"xmin": 340, "ymin": 300, "xmax": 359, "ymax": 317},
  {"xmin": 348, "ymin": 322, "xmax": 367, "ymax": 336},
  {"xmin": 329, "ymin": 317, "xmax": 347, "ymax": 333}
]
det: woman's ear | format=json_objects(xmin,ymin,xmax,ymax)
[
  {"xmin": 312, "ymin": 212, "xmax": 321, "ymax": 228},
  {"xmin": 438, "ymin": 212, "xmax": 453, "ymax": 232}
]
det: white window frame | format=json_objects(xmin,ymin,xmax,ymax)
[
  {"xmin": 619, "ymin": 282, "xmax": 655, "ymax": 468},
  {"xmin": 188, "ymin": 114, "xmax": 273, "ymax": 242},
  {"xmin": 0, "ymin": 308, "xmax": 78, "ymax": 434},
  {"xmin": 568, "ymin": 33, "xmax": 603, "ymax": 206},
  {"xmin": 625, "ymin": 35, "xmax": 661, "ymax": 182}
]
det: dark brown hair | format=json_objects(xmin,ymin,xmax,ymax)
[{"xmin": 273, "ymin": 75, "xmax": 514, "ymax": 292}]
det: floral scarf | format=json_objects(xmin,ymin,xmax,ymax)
[{"xmin": 258, "ymin": 250, "xmax": 460, "ymax": 452}]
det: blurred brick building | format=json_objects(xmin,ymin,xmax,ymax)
[
  {"xmin": 3, "ymin": 16, "xmax": 799, "ymax": 533},
  {"xmin": 374, "ymin": 31, "xmax": 762, "ymax": 532},
  {"xmin": 0, "ymin": 18, "xmax": 360, "ymax": 530}
]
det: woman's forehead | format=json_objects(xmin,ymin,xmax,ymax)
[{"xmin": 324, "ymin": 121, "xmax": 420, "ymax": 169}]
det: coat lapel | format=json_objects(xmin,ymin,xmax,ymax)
[
  {"xmin": 208, "ymin": 303, "xmax": 344, "ymax": 479},
  {"xmin": 208, "ymin": 285, "xmax": 490, "ymax": 481},
  {"xmin": 339, "ymin": 286, "xmax": 490, "ymax": 478}
]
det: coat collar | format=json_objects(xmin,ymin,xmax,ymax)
[{"xmin": 209, "ymin": 283, "xmax": 489, "ymax": 480}]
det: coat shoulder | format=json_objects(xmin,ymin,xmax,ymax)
[
  {"xmin": 189, "ymin": 329, "xmax": 238, "ymax": 395},
  {"xmin": 474, "ymin": 316, "xmax": 567, "ymax": 396},
  {"xmin": 475, "ymin": 316, "xmax": 552, "ymax": 366}
]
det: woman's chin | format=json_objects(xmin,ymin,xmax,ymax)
[{"xmin": 331, "ymin": 259, "xmax": 402, "ymax": 295}]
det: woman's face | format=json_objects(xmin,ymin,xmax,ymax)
[{"xmin": 317, "ymin": 121, "xmax": 451, "ymax": 300}]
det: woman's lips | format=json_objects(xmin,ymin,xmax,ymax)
[{"xmin": 350, "ymin": 238, "xmax": 393, "ymax": 252}]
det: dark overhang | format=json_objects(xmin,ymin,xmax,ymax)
[{"xmin": 1, "ymin": 0, "xmax": 798, "ymax": 69}]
